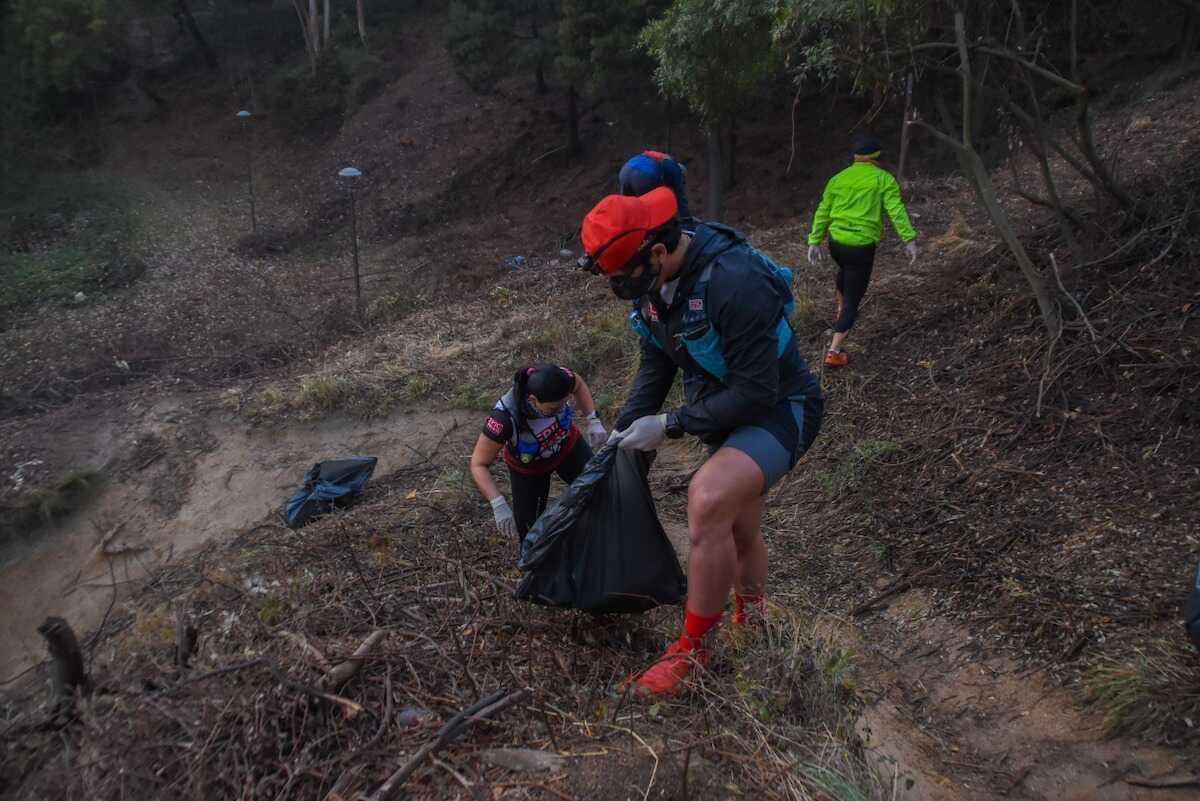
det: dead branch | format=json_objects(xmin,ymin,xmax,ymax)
[
  {"xmin": 367, "ymin": 688, "xmax": 529, "ymax": 801},
  {"xmin": 176, "ymin": 607, "xmax": 197, "ymax": 671},
  {"xmin": 322, "ymin": 629, "xmax": 386, "ymax": 690},
  {"xmin": 91, "ymin": 514, "xmax": 135, "ymax": 556},
  {"xmin": 1049, "ymin": 253, "xmax": 1098, "ymax": 345},
  {"xmin": 164, "ymin": 657, "xmax": 267, "ymax": 694},
  {"xmin": 1068, "ymin": 0, "xmax": 1134, "ymax": 209},
  {"xmin": 851, "ymin": 564, "xmax": 942, "ymax": 617},
  {"xmin": 278, "ymin": 630, "xmax": 335, "ymax": 674}
]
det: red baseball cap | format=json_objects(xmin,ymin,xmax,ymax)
[{"xmin": 580, "ymin": 186, "xmax": 678, "ymax": 275}]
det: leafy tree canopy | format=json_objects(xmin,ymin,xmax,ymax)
[
  {"xmin": 639, "ymin": 0, "xmax": 781, "ymax": 123},
  {"xmin": 447, "ymin": 0, "xmax": 560, "ymax": 91},
  {"xmin": 9, "ymin": 0, "xmax": 125, "ymax": 95}
]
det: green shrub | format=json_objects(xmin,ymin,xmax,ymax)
[
  {"xmin": 299, "ymin": 376, "xmax": 343, "ymax": 410},
  {"xmin": 1, "ymin": 247, "xmax": 98, "ymax": 309},
  {"xmin": 0, "ymin": 173, "xmax": 138, "ymax": 311}
]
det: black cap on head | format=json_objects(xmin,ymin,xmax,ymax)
[
  {"xmin": 853, "ymin": 133, "xmax": 882, "ymax": 156},
  {"xmin": 525, "ymin": 364, "xmax": 574, "ymax": 403}
]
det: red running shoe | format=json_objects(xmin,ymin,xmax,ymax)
[
  {"xmin": 631, "ymin": 640, "xmax": 708, "ymax": 697},
  {"xmin": 824, "ymin": 350, "xmax": 849, "ymax": 367}
]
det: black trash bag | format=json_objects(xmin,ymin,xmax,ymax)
[
  {"xmin": 515, "ymin": 444, "xmax": 686, "ymax": 614},
  {"xmin": 1186, "ymin": 559, "xmax": 1200, "ymax": 652},
  {"xmin": 284, "ymin": 457, "xmax": 378, "ymax": 529}
]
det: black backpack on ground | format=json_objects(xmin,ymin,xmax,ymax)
[{"xmin": 283, "ymin": 457, "xmax": 378, "ymax": 529}]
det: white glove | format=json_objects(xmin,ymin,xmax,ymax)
[
  {"xmin": 609, "ymin": 414, "xmax": 668, "ymax": 451},
  {"xmin": 584, "ymin": 412, "xmax": 607, "ymax": 450},
  {"xmin": 904, "ymin": 240, "xmax": 918, "ymax": 264},
  {"xmin": 807, "ymin": 245, "xmax": 822, "ymax": 265},
  {"xmin": 490, "ymin": 496, "xmax": 516, "ymax": 539}
]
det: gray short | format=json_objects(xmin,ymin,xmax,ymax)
[{"xmin": 715, "ymin": 394, "xmax": 824, "ymax": 493}]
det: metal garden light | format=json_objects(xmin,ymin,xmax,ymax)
[
  {"xmin": 236, "ymin": 110, "xmax": 256, "ymax": 233},
  {"xmin": 338, "ymin": 166, "xmax": 364, "ymax": 321}
]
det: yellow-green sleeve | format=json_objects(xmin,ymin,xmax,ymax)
[
  {"xmin": 807, "ymin": 179, "xmax": 834, "ymax": 245},
  {"xmin": 881, "ymin": 173, "xmax": 916, "ymax": 242}
]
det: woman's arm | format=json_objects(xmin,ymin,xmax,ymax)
[
  {"xmin": 469, "ymin": 434, "xmax": 505, "ymax": 501},
  {"xmin": 571, "ymin": 373, "xmax": 598, "ymax": 417}
]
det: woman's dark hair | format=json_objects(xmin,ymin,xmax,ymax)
[{"xmin": 511, "ymin": 364, "xmax": 572, "ymax": 436}]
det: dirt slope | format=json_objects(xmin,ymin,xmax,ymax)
[{"xmin": 2, "ymin": 8, "xmax": 1199, "ymax": 801}]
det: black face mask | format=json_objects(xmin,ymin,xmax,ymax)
[{"xmin": 608, "ymin": 259, "xmax": 658, "ymax": 300}]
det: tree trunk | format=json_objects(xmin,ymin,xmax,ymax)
[
  {"xmin": 532, "ymin": 23, "xmax": 546, "ymax": 94},
  {"xmin": 291, "ymin": 0, "xmax": 317, "ymax": 75},
  {"xmin": 966, "ymin": 149, "xmax": 1059, "ymax": 334},
  {"xmin": 356, "ymin": 0, "xmax": 368, "ymax": 48},
  {"xmin": 665, "ymin": 97, "xmax": 673, "ymax": 153},
  {"xmin": 322, "ymin": 0, "xmax": 330, "ymax": 48},
  {"xmin": 1176, "ymin": 9, "xmax": 1200, "ymax": 61},
  {"xmin": 724, "ymin": 120, "xmax": 737, "ymax": 191},
  {"xmin": 1020, "ymin": 64, "xmax": 1084, "ymax": 267},
  {"xmin": 1067, "ymin": 0, "xmax": 1131, "ymax": 208},
  {"xmin": 309, "ymin": 0, "xmax": 320, "ymax": 58},
  {"xmin": 705, "ymin": 122, "xmax": 723, "ymax": 221},
  {"xmin": 921, "ymin": 14, "xmax": 1059, "ymax": 337},
  {"xmin": 174, "ymin": 0, "xmax": 218, "ymax": 69},
  {"xmin": 897, "ymin": 71, "xmax": 913, "ymax": 185},
  {"xmin": 566, "ymin": 84, "xmax": 581, "ymax": 158}
]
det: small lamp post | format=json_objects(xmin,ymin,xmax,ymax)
[
  {"xmin": 338, "ymin": 166, "xmax": 363, "ymax": 321},
  {"xmin": 236, "ymin": 110, "xmax": 256, "ymax": 233}
]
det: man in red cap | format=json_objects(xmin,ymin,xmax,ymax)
[{"xmin": 579, "ymin": 187, "xmax": 824, "ymax": 696}]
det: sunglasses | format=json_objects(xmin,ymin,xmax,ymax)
[{"xmin": 575, "ymin": 228, "xmax": 651, "ymax": 276}]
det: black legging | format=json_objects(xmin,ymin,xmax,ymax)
[
  {"xmin": 829, "ymin": 239, "xmax": 876, "ymax": 334},
  {"xmin": 508, "ymin": 437, "xmax": 594, "ymax": 543}
]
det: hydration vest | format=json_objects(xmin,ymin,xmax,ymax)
[
  {"xmin": 495, "ymin": 393, "xmax": 573, "ymax": 465},
  {"xmin": 629, "ymin": 224, "xmax": 797, "ymax": 385}
]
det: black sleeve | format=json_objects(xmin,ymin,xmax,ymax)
[
  {"xmin": 482, "ymin": 409, "xmax": 514, "ymax": 444},
  {"xmin": 674, "ymin": 272, "xmax": 781, "ymax": 436},
  {"xmin": 614, "ymin": 340, "xmax": 678, "ymax": 431}
]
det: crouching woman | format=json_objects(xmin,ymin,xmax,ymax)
[{"xmin": 469, "ymin": 364, "xmax": 607, "ymax": 547}]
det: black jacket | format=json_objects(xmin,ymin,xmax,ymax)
[{"xmin": 615, "ymin": 224, "xmax": 821, "ymax": 440}]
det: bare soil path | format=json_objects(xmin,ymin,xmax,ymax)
[{"xmin": 0, "ymin": 396, "xmax": 476, "ymax": 681}]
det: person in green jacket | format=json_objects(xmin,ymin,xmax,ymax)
[{"xmin": 807, "ymin": 134, "xmax": 918, "ymax": 367}]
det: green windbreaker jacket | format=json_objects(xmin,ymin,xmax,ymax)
[{"xmin": 807, "ymin": 160, "xmax": 916, "ymax": 247}]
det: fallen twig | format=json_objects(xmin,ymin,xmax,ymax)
[
  {"xmin": 851, "ymin": 564, "xmax": 942, "ymax": 617},
  {"xmin": 278, "ymin": 630, "xmax": 334, "ymax": 675},
  {"xmin": 322, "ymin": 629, "xmax": 386, "ymax": 689},
  {"xmin": 367, "ymin": 688, "xmax": 529, "ymax": 801}
]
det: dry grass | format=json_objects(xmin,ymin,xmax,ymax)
[
  {"xmin": 299, "ymin": 374, "xmax": 344, "ymax": 411},
  {"xmin": 0, "ymin": 469, "xmax": 101, "ymax": 546},
  {"xmin": 1082, "ymin": 639, "xmax": 1200, "ymax": 742},
  {"xmin": 688, "ymin": 599, "xmax": 881, "ymax": 801},
  {"xmin": 928, "ymin": 214, "xmax": 992, "ymax": 259}
]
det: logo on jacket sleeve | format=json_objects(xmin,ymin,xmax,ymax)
[
  {"xmin": 688, "ymin": 298, "xmax": 704, "ymax": 311},
  {"xmin": 485, "ymin": 418, "xmax": 505, "ymax": 435}
]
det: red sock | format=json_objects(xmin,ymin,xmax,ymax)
[
  {"xmin": 733, "ymin": 593, "xmax": 764, "ymax": 625},
  {"xmin": 678, "ymin": 609, "xmax": 722, "ymax": 652}
]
